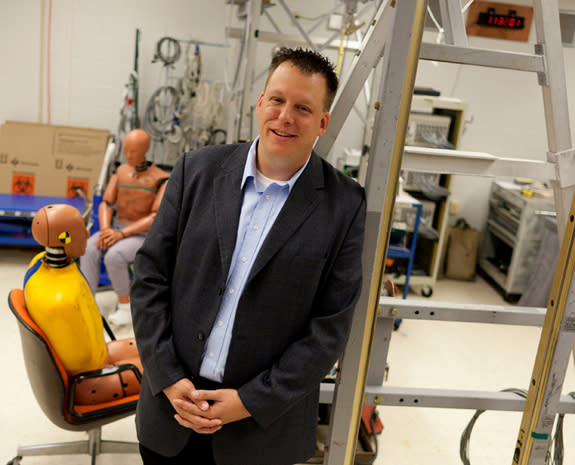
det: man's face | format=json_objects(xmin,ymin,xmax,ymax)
[{"xmin": 255, "ymin": 62, "xmax": 330, "ymax": 180}]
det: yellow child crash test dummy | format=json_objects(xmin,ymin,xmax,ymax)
[
  {"xmin": 24, "ymin": 204, "xmax": 107, "ymax": 375},
  {"xmin": 22, "ymin": 203, "xmax": 142, "ymax": 406}
]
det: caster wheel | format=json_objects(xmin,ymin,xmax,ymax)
[
  {"xmin": 421, "ymin": 287, "xmax": 433, "ymax": 298},
  {"xmin": 393, "ymin": 318, "xmax": 402, "ymax": 331},
  {"xmin": 7, "ymin": 456, "xmax": 23, "ymax": 465}
]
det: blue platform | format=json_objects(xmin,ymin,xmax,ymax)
[{"xmin": 0, "ymin": 194, "xmax": 85, "ymax": 246}]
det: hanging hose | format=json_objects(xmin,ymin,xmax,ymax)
[
  {"xmin": 459, "ymin": 388, "xmax": 575, "ymax": 465},
  {"xmin": 547, "ymin": 392, "xmax": 575, "ymax": 465},
  {"xmin": 142, "ymin": 86, "xmax": 179, "ymax": 140},
  {"xmin": 145, "ymin": 37, "xmax": 227, "ymax": 163},
  {"xmin": 460, "ymin": 388, "xmax": 527, "ymax": 465},
  {"xmin": 152, "ymin": 37, "xmax": 181, "ymax": 66}
]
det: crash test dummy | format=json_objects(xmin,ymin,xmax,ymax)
[
  {"xmin": 24, "ymin": 203, "xmax": 142, "ymax": 404},
  {"xmin": 80, "ymin": 129, "xmax": 169, "ymax": 326}
]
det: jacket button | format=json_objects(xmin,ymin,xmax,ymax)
[{"xmin": 197, "ymin": 331, "xmax": 205, "ymax": 341}]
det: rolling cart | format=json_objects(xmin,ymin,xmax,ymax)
[{"xmin": 387, "ymin": 192, "xmax": 422, "ymax": 299}]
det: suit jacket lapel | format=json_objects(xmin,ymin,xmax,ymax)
[
  {"xmin": 248, "ymin": 152, "xmax": 324, "ymax": 280},
  {"xmin": 213, "ymin": 145, "xmax": 249, "ymax": 274}
]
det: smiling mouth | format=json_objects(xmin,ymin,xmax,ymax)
[{"xmin": 272, "ymin": 129, "xmax": 294, "ymax": 138}]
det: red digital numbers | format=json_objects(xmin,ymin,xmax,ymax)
[{"xmin": 482, "ymin": 13, "xmax": 523, "ymax": 29}]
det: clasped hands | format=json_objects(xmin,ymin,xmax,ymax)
[
  {"xmin": 164, "ymin": 378, "xmax": 251, "ymax": 434},
  {"xmin": 97, "ymin": 228, "xmax": 124, "ymax": 251}
]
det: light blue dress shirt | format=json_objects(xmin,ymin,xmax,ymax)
[{"xmin": 199, "ymin": 137, "xmax": 311, "ymax": 382}]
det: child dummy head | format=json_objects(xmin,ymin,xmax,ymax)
[{"xmin": 32, "ymin": 204, "xmax": 89, "ymax": 258}]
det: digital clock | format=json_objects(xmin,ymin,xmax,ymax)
[
  {"xmin": 466, "ymin": 2, "xmax": 533, "ymax": 42},
  {"xmin": 477, "ymin": 10, "xmax": 525, "ymax": 29}
]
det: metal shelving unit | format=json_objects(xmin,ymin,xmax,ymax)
[
  {"xmin": 478, "ymin": 180, "xmax": 555, "ymax": 301},
  {"xmin": 398, "ymin": 95, "xmax": 467, "ymax": 297}
]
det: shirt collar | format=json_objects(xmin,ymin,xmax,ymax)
[{"xmin": 241, "ymin": 136, "xmax": 311, "ymax": 192}]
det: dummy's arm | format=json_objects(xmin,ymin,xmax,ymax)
[
  {"xmin": 99, "ymin": 174, "xmax": 118, "ymax": 231},
  {"xmin": 97, "ymin": 175, "xmax": 119, "ymax": 250},
  {"xmin": 119, "ymin": 180, "xmax": 168, "ymax": 238}
]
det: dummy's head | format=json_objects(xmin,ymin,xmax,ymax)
[
  {"xmin": 32, "ymin": 204, "xmax": 89, "ymax": 258},
  {"xmin": 123, "ymin": 129, "xmax": 151, "ymax": 167}
]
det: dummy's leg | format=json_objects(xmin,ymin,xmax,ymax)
[
  {"xmin": 79, "ymin": 233, "xmax": 103, "ymax": 293},
  {"xmin": 104, "ymin": 235, "xmax": 145, "ymax": 325}
]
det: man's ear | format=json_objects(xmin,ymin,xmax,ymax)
[
  {"xmin": 318, "ymin": 112, "xmax": 330, "ymax": 137},
  {"xmin": 256, "ymin": 92, "xmax": 264, "ymax": 109},
  {"xmin": 255, "ymin": 92, "xmax": 265, "ymax": 118}
]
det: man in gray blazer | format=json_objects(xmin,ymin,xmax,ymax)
[{"xmin": 131, "ymin": 47, "xmax": 366, "ymax": 465}]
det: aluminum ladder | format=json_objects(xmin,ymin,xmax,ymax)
[{"xmin": 313, "ymin": 1, "xmax": 575, "ymax": 464}]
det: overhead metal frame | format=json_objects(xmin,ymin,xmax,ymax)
[
  {"xmin": 437, "ymin": 0, "xmax": 468, "ymax": 46},
  {"xmin": 225, "ymin": 0, "xmax": 377, "ymax": 144}
]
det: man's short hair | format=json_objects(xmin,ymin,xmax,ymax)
[{"xmin": 265, "ymin": 47, "xmax": 338, "ymax": 112}]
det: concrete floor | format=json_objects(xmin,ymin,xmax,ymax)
[{"xmin": 1, "ymin": 246, "xmax": 574, "ymax": 465}]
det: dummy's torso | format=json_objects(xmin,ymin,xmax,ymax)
[
  {"xmin": 113, "ymin": 163, "xmax": 169, "ymax": 224},
  {"xmin": 24, "ymin": 252, "xmax": 107, "ymax": 375}
]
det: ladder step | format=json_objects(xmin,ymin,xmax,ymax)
[
  {"xmin": 379, "ymin": 297, "xmax": 546, "ymax": 326},
  {"xmin": 420, "ymin": 43, "xmax": 545, "ymax": 73},
  {"xmin": 402, "ymin": 145, "xmax": 557, "ymax": 180},
  {"xmin": 319, "ymin": 384, "xmax": 575, "ymax": 413}
]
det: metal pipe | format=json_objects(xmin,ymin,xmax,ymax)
[
  {"xmin": 264, "ymin": 9, "xmax": 282, "ymax": 33},
  {"xmin": 276, "ymin": 0, "xmax": 316, "ymax": 49}
]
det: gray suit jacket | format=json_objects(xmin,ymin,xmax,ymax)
[{"xmin": 131, "ymin": 142, "xmax": 366, "ymax": 465}]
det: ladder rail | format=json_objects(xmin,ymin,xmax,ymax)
[
  {"xmin": 533, "ymin": 0, "xmax": 574, "ymax": 240},
  {"xmin": 324, "ymin": 1, "xmax": 430, "ymax": 464}
]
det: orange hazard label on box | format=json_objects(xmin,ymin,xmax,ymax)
[
  {"xmin": 12, "ymin": 174, "xmax": 35, "ymax": 194},
  {"xmin": 67, "ymin": 178, "xmax": 90, "ymax": 198}
]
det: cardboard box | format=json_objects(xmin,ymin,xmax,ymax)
[{"xmin": 0, "ymin": 121, "xmax": 110, "ymax": 198}]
